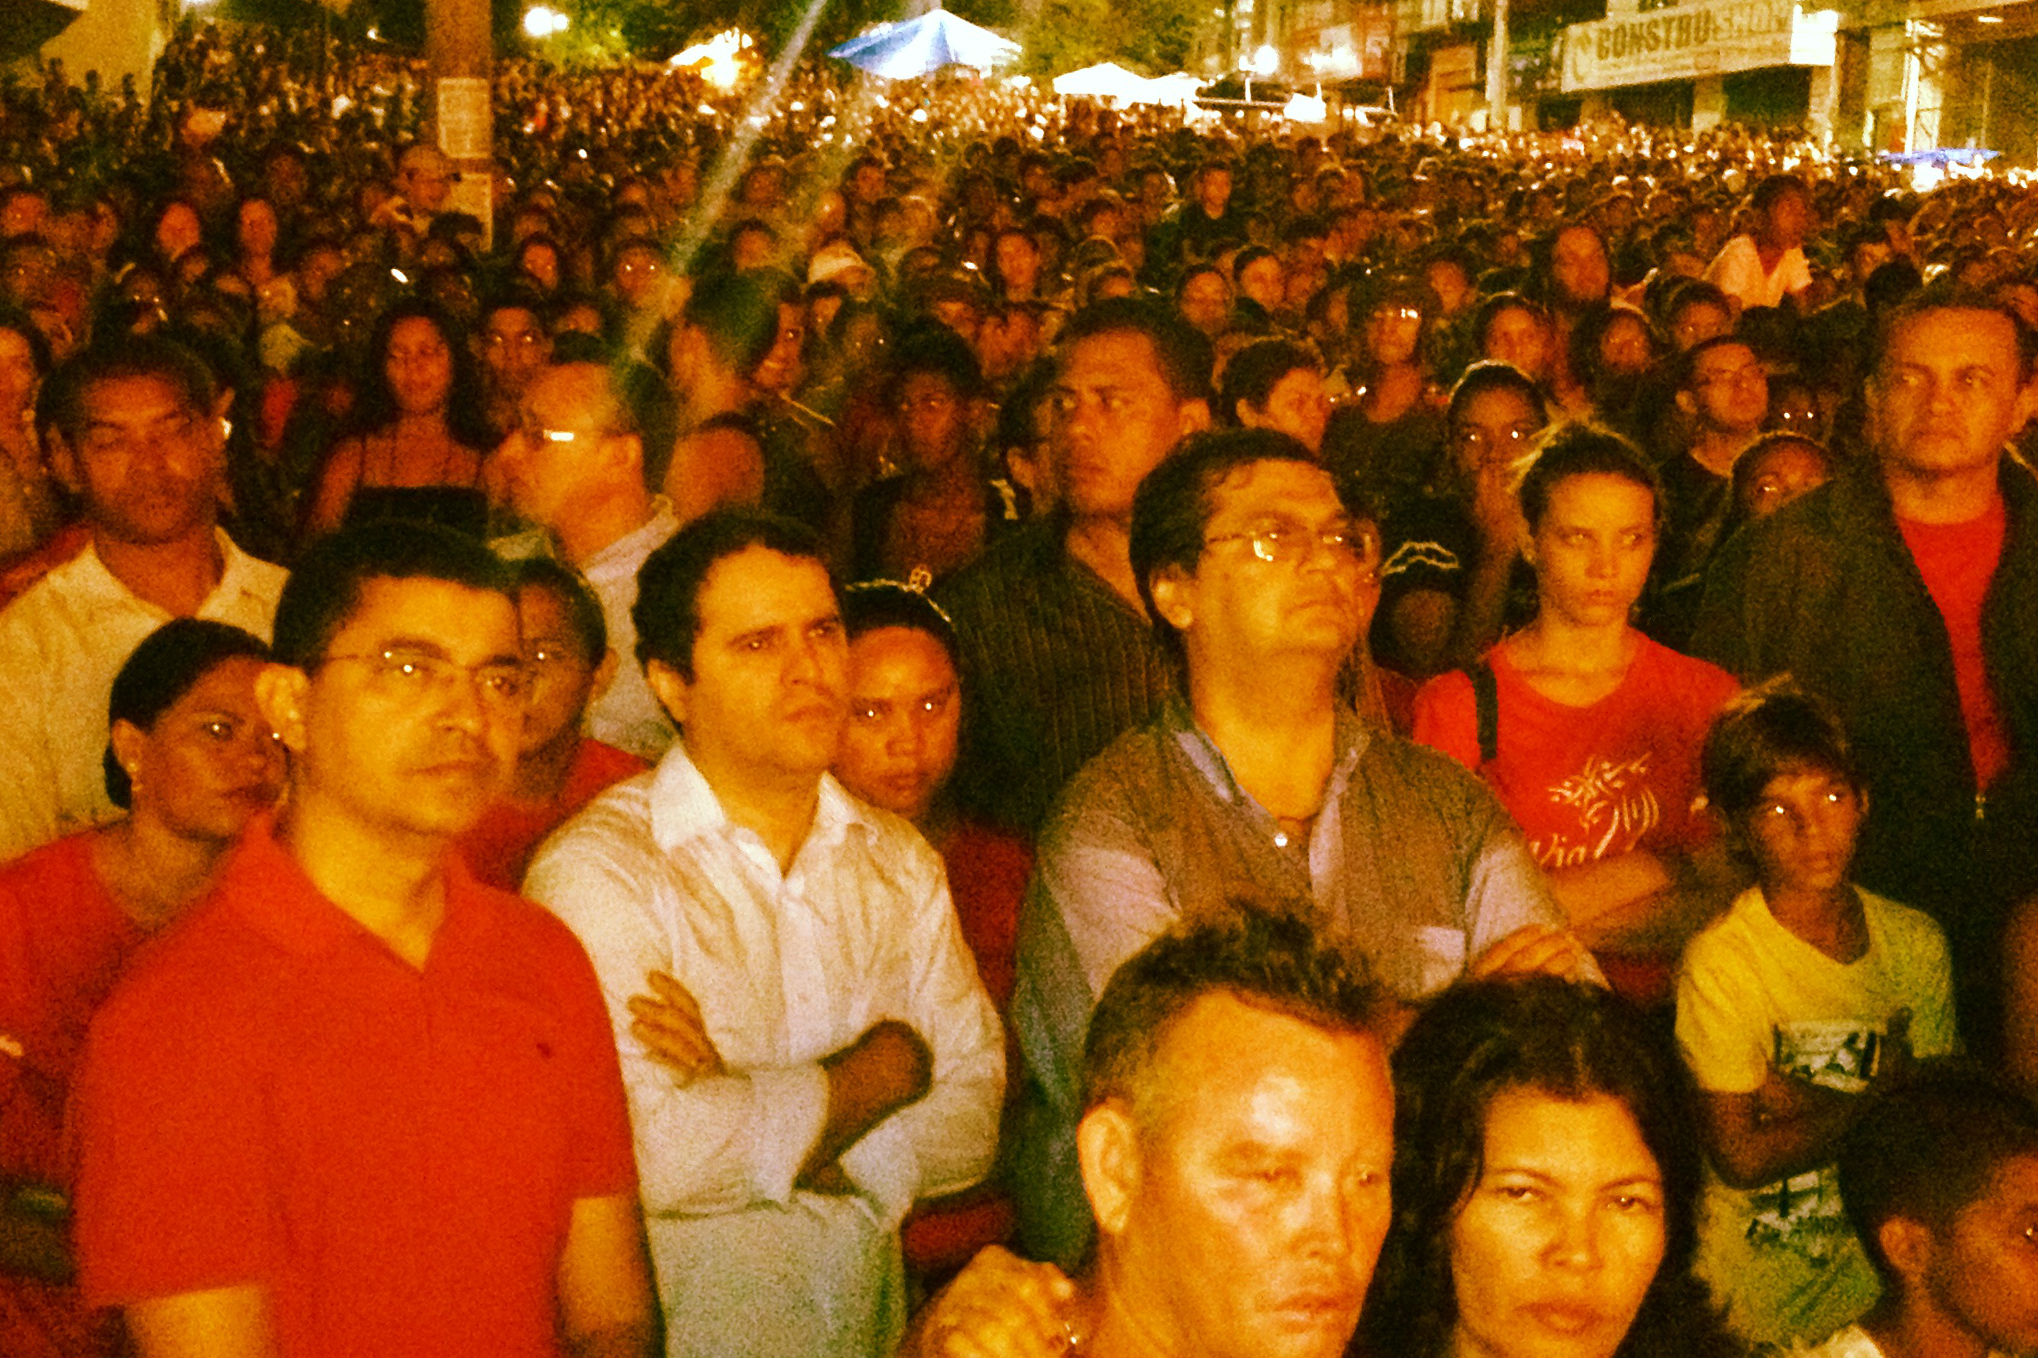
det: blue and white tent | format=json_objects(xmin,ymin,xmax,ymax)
[{"xmin": 828, "ymin": 7, "xmax": 1021, "ymax": 79}]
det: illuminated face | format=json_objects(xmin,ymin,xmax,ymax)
[
  {"xmin": 1685, "ymin": 342, "xmax": 1769, "ymax": 436},
  {"xmin": 1450, "ymin": 385, "xmax": 1545, "ymax": 482},
  {"xmin": 1240, "ymin": 368, "xmax": 1332, "ymax": 457},
  {"xmin": 1530, "ymin": 473, "xmax": 1656, "ymax": 630},
  {"xmin": 1868, "ymin": 308, "xmax": 2036, "ymax": 486},
  {"xmin": 480, "ymin": 306, "xmax": 550, "ymax": 398},
  {"xmin": 1549, "ymin": 227, "xmax": 1611, "ymax": 309},
  {"xmin": 834, "ymin": 626, "xmax": 960, "ymax": 823},
  {"xmin": 1049, "ymin": 330, "xmax": 1202, "ymax": 523},
  {"xmin": 1096, "ymin": 994, "xmax": 1395, "ymax": 1358},
  {"xmin": 1180, "ymin": 271, "xmax": 1233, "ymax": 337},
  {"xmin": 384, "ymin": 315, "xmax": 455, "ymax": 416},
  {"xmin": 1737, "ymin": 765, "xmax": 1864, "ymax": 901},
  {"xmin": 1919, "ymin": 1154, "xmax": 2038, "ymax": 1355},
  {"xmin": 118, "ymin": 655, "xmax": 284, "ymax": 846},
  {"xmin": 1483, "ymin": 306, "xmax": 1552, "ymax": 381},
  {"xmin": 61, "ymin": 374, "xmax": 223, "ymax": 547},
  {"xmin": 516, "ymin": 582, "xmax": 604, "ymax": 757},
  {"xmin": 1450, "ymin": 1092, "xmax": 1667, "ymax": 1358}
]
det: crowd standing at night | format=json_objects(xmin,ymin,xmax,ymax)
[{"xmin": 3, "ymin": 15, "xmax": 2038, "ymax": 1358}]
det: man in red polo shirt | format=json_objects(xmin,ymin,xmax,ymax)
[{"xmin": 68, "ymin": 521, "xmax": 657, "ymax": 1358}]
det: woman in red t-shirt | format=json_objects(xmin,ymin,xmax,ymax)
[
  {"xmin": 0, "ymin": 619, "xmax": 284, "ymax": 1357},
  {"xmin": 1412, "ymin": 426, "xmax": 1740, "ymax": 990}
]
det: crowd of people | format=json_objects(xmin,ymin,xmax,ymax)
[{"xmin": 2, "ymin": 13, "xmax": 2038, "ymax": 1358}]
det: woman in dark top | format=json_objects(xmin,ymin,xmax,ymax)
[{"xmin": 304, "ymin": 297, "xmax": 493, "ymax": 539}]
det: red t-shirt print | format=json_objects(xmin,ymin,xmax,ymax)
[{"xmin": 1898, "ymin": 496, "xmax": 2010, "ymax": 794}]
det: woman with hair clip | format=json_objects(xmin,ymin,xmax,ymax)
[
  {"xmin": 1356, "ymin": 976, "xmax": 1743, "ymax": 1358},
  {"xmin": 0, "ymin": 619, "xmax": 284, "ymax": 1357}
]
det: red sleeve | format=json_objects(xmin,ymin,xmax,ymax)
[
  {"xmin": 69, "ymin": 972, "xmax": 279, "ymax": 1307},
  {"xmin": 1410, "ymin": 669, "xmax": 1483, "ymax": 771},
  {"xmin": 540, "ymin": 918, "xmax": 639, "ymax": 1201}
]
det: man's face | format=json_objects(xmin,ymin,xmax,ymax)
[
  {"xmin": 653, "ymin": 547, "xmax": 848, "ymax": 787},
  {"xmin": 1920, "ymin": 1154, "xmax": 2038, "ymax": 1355},
  {"xmin": 1157, "ymin": 460, "xmax": 1376, "ymax": 670},
  {"xmin": 59, "ymin": 374, "xmax": 223, "ymax": 546},
  {"xmin": 517, "ymin": 582, "xmax": 606, "ymax": 756},
  {"xmin": 1869, "ymin": 308, "xmax": 2037, "ymax": 485},
  {"xmin": 277, "ymin": 578, "xmax": 522, "ymax": 841},
  {"xmin": 480, "ymin": 306, "xmax": 550, "ymax": 399},
  {"xmin": 1049, "ymin": 330, "xmax": 1205, "ymax": 523},
  {"xmin": 1239, "ymin": 256, "xmax": 1287, "ymax": 312},
  {"xmin": 493, "ymin": 365, "xmax": 612, "ymax": 530},
  {"xmin": 401, "ymin": 152, "xmax": 452, "ymax": 213},
  {"xmin": 1550, "ymin": 227, "xmax": 1610, "ymax": 309},
  {"xmin": 895, "ymin": 371, "xmax": 970, "ymax": 471},
  {"xmin": 1179, "ymin": 273, "xmax": 1232, "ymax": 337},
  {"xmin": 1092, "ymin": 993, "xmax": 1395, "ymax": 1358},
  {"xmin": 1685, "ymin": 342, "xmax": 1770, "ymax": 436},
  {"xmin": 1243, "ymin": 368, "xmax": 1332, "ymax": 456}
]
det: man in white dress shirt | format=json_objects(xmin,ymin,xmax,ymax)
[
  {"xmin": 525, "ymin": 509, "xmax": 1003, "ymax": 1358},
  {"xmin": 0, "ymin": 338, "xmax": 287, "ymax": 861}
]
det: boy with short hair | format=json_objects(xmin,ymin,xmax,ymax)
[
  {"xmin": 1676, "ymin": 680, "xmax": 1958, "ymax": 1347},
  {"xmin": 1809, "ymin": 1064, "xmax": 2038, "ymax": 1358},
  {"xmin": 455, "ymin": 557, "xmax": 649, "ymax": 891}
]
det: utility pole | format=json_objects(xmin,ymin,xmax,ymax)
[
  {"xmin": 425, "ymin": 0, "xmax": 495, "ymax": 244},
  {"xmin": 1484, "ymin": 0, "xmax": 1509, "ymax": 131}
]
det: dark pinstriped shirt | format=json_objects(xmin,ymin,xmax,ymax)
[{"xmin": 935, "ymin": 519, "xmax": 1176, "ymax": 836}]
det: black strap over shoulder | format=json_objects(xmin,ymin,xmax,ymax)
[{"xmin": 1467, "ymin": 659, "xmax": 1499, "ymax": 766}]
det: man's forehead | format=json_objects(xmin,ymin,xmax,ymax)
[
  {"xmin": 487, "ymin": 307, "xmax": 543, "ymax": 335},
  {"xmin": 1059, "ymin": 330, "xmax": 1170, "ymax": 389},
  {"xmin": 1887, "ymin": 307, "xmax": 2023, "ymax": 368},
  {"xmin": 84, "ymin": 373, "xmax": 195, "ymax": 422},
  {"xmin": 698, "ymin": 547, "xmax": 837, "ymax": 630},
  {"xmin": 332, "ymin": 575, "xmax": 519, "ymax": 653},
  {"xmin": 1210, "ymin": 459, "xmax": 1342, "ymax": 517}
]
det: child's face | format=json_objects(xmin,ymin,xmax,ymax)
[
  {"xmin": 1921, "ymin": 1153, "xmax": 2038, "ymax": 1355},
  {"xmin": 517, "ymin": 584, "xmax": 602, "ymax": 756},
  {"xmin": 1738, "ymin": 439, "xmax": 1830, "ymax": 520},
  {"xmin": 1740, "ymin": 765, "xmax": 1863, "ymax": 898}
]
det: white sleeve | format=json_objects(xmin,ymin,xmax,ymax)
[
  {"xmin": 525, "ymin": 831, "xmax": 831, "ymax": 1218},
  {"xmin": 838, "ymin": 845, "xmax": 1004, "ymax": 1229}
]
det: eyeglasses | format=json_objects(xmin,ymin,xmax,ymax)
[
  {"xmin": 319, "ymin": 647, "xmax": 528, "ymax": 705},
  {"xmin": 1204, "ymin": 521, "xmax": 1376, "ymax": 568}
]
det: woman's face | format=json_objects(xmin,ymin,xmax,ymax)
[
  {"xmin": 1450, "ymin": 386, "xmax": 1545, "ymax": 482},
  {"xmin": 520, "ymin": 242, "xmax": 561, "ymax": 291},
  {"xmin": 995, "ymin": 232, "xmax": 1039, "ymax": 290},
  {"xmin": 384, "ymin": 315, "xmax": 454, "ymax": 415},
  {"xmin": 1531, "ymin": 473, "xmax": 1657, "ymax": 629},
  {"xmin": 1366, "ymin": 303, "xmax": 1424, "ymax": 367},
  {"xmin": 834, "ymin": 626, "xmax": 961, "ymax": 824},
  {"xmin": 1449, "ymin": 1091, "xmax": 1667, "ymax": 1358},
  {"xmin": 119, "ymin": 655, "xmax": 286, "ymax": 846}
]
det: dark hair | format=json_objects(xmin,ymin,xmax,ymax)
[
  {"xmin": 1219, "ymin": 338, "xmax": 1320, "ymax": 423},
  {"xmin": 1700, "ymin": 677, "xmax": 1862, "ymax": 827},
  {"xmin": 1837, "ymin": 1062, "xmax": 2038, "ymax": 1284},
  {"xmin": 1231, "ymin": 244, "xmax": 1279, "ymax": 285},
  {"xmin": 1174, "ymin": 262, "xmax": 1228, "ymax": 301},
  {"xmin": 1447, "ymin": 360, "xmax": 1547, "ymax": 429},
  {"xmin": 1056, "ymin": 296, "xmax": 1214, "ymax": 406},
  {"xmin": 1661, "ymin": 279, "xmax": 1733, "ymax": 330},
  {"xmin": 1730, "ymin": 432, "xmax": 1832, "ymax": 508},
  {"xmin": 841, "ymin": 581, "xmax": 961, "ymax": 671},
  {"xmin": 1472, "ymin": 291, "xmax": 1549, "ymax": 354},
  {"xmin": 632, "ymin": 509, "xmax": 830, "ymax": 680},
  {"xmin": 0, "ymin": 300, "xmax": 52, "ymax": 377},
  {"xmin": 348, "ymin": 297, "xmax": 492, "ymax": 447},
  {"xmin": 1868, "ymin": 279, "xmax": 2038, "ymax": 385},
  {"xmin": 1081, "ymin": 903, "xmax": 1384, "ymax": 1125},
  {"xmin": 1750, "ymin": 173, "xmax": 1810, "ymax": 214},
  {"xmin": 680, "ymin": 271, "xmax": 783, "ymax": 375},
  {"xmin": 270, "ymin": 519, "xmax": 514, "ymax": 670},
  {"xmin": 1516, "ymin": 424, "xmax": 1665, "ymax": 534},
  {"xmin": 103, "ymin": 619, "xmax": 272, "ymax": 809},
  {"xmin": 1128, "ymin": 427, "xmax": 1333, "ymax": 660},
  {"xmin": 1357, "ymin": 978, "xmax": 1735, "ymax": 1358},
  {"xmin": 511, "ymin": 555, "xmax": 608, "ymax": 661},
  {"xmin": 45, "ymin": 336, "xmax": 218, "ymax": 446},
  {"xmin": 885, "ymin": 323, "xmax": 984, "ymax": 405}
]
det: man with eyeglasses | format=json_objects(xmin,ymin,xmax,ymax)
[
  {"xmin": 1008, "ymin": 429, "xmax": 1590, "ymax": 1269},
  {"xmin": 0, "ymin": 339, "xmax": 288, "ymax": 862},
  {"xmin": 1650, "ymin": 336, "xmax": 1771, "ymax": 646},
  {"xmin": 524, "ymin": 510, "xmax": 1003, "ymax": 1358},
  {"xmin": 69, "ymin": 520, "xmax": 659, "ymax": 1358},
  {"xmin": 492, "ymin": 358, "xmax": 679, "ymax": 760}
]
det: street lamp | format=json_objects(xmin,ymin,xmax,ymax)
[{"xmin": 523, "ymin": 5, "xmax": 570, "ymax": 38}]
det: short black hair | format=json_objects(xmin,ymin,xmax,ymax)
[
  {"xmin": 1447, "ymin": 360, "xmax": 1547, "ymax": 428},
  {"xmin": 1473, "ymin": 290, "xmax": 1549, "ymax": 353},
  {"xmin": 1750, "ymin": 173, "xmax": 1810, "ymax": 214},
  {"xmin": 885, "ymin": 323, "xmax": 984, "ymax": 405},
  {"xmin": 271, "ymin": 520, "xmax": 514, "ymax": 670},
  {"xmin": 1674, "ymin": 334, "xmax": 1760, "ymax": 394},
  {"xmin": 1081, "ymin": 903, "xmax": 1384, "ymax": 1127},
  {"xmin": 632, "ymin": 509, "xmax": 830, "ymax": 680},
  {"xmin": 511, "ymin": 555, "xmax": 608, "ymax": 661},
  {"xmin": 1516, "ymin": 423, "xmax": 1665, "ymax": 534},
  {"xmin": 1056, "ymin": 296, "xmax": 1213, "ymax": 406},
  {"xmin": 104, "ymin": 619, "xmax": 271, "ymax": 809},
  {"xmin": 681, "ymin": 271, "xmax": 783, "ymax": 375},
  {"xmin": 841, "ymin": 580, "xmax": 961, "ymax": 672},
  {"xmin": 45, "ymin": 336, "xmax": 218, "ymax": 447},
  {"xmin": 1219, "ymin": 338, "xmax": 1320, "ymax": 423},
  {"xmin": 1838, "ymin": 1062, "xmax": 2038, "ymax": 1284},
  {"xmin": 1700, "ymin": 677, "xmax": 1862, "ymax": 827}
]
